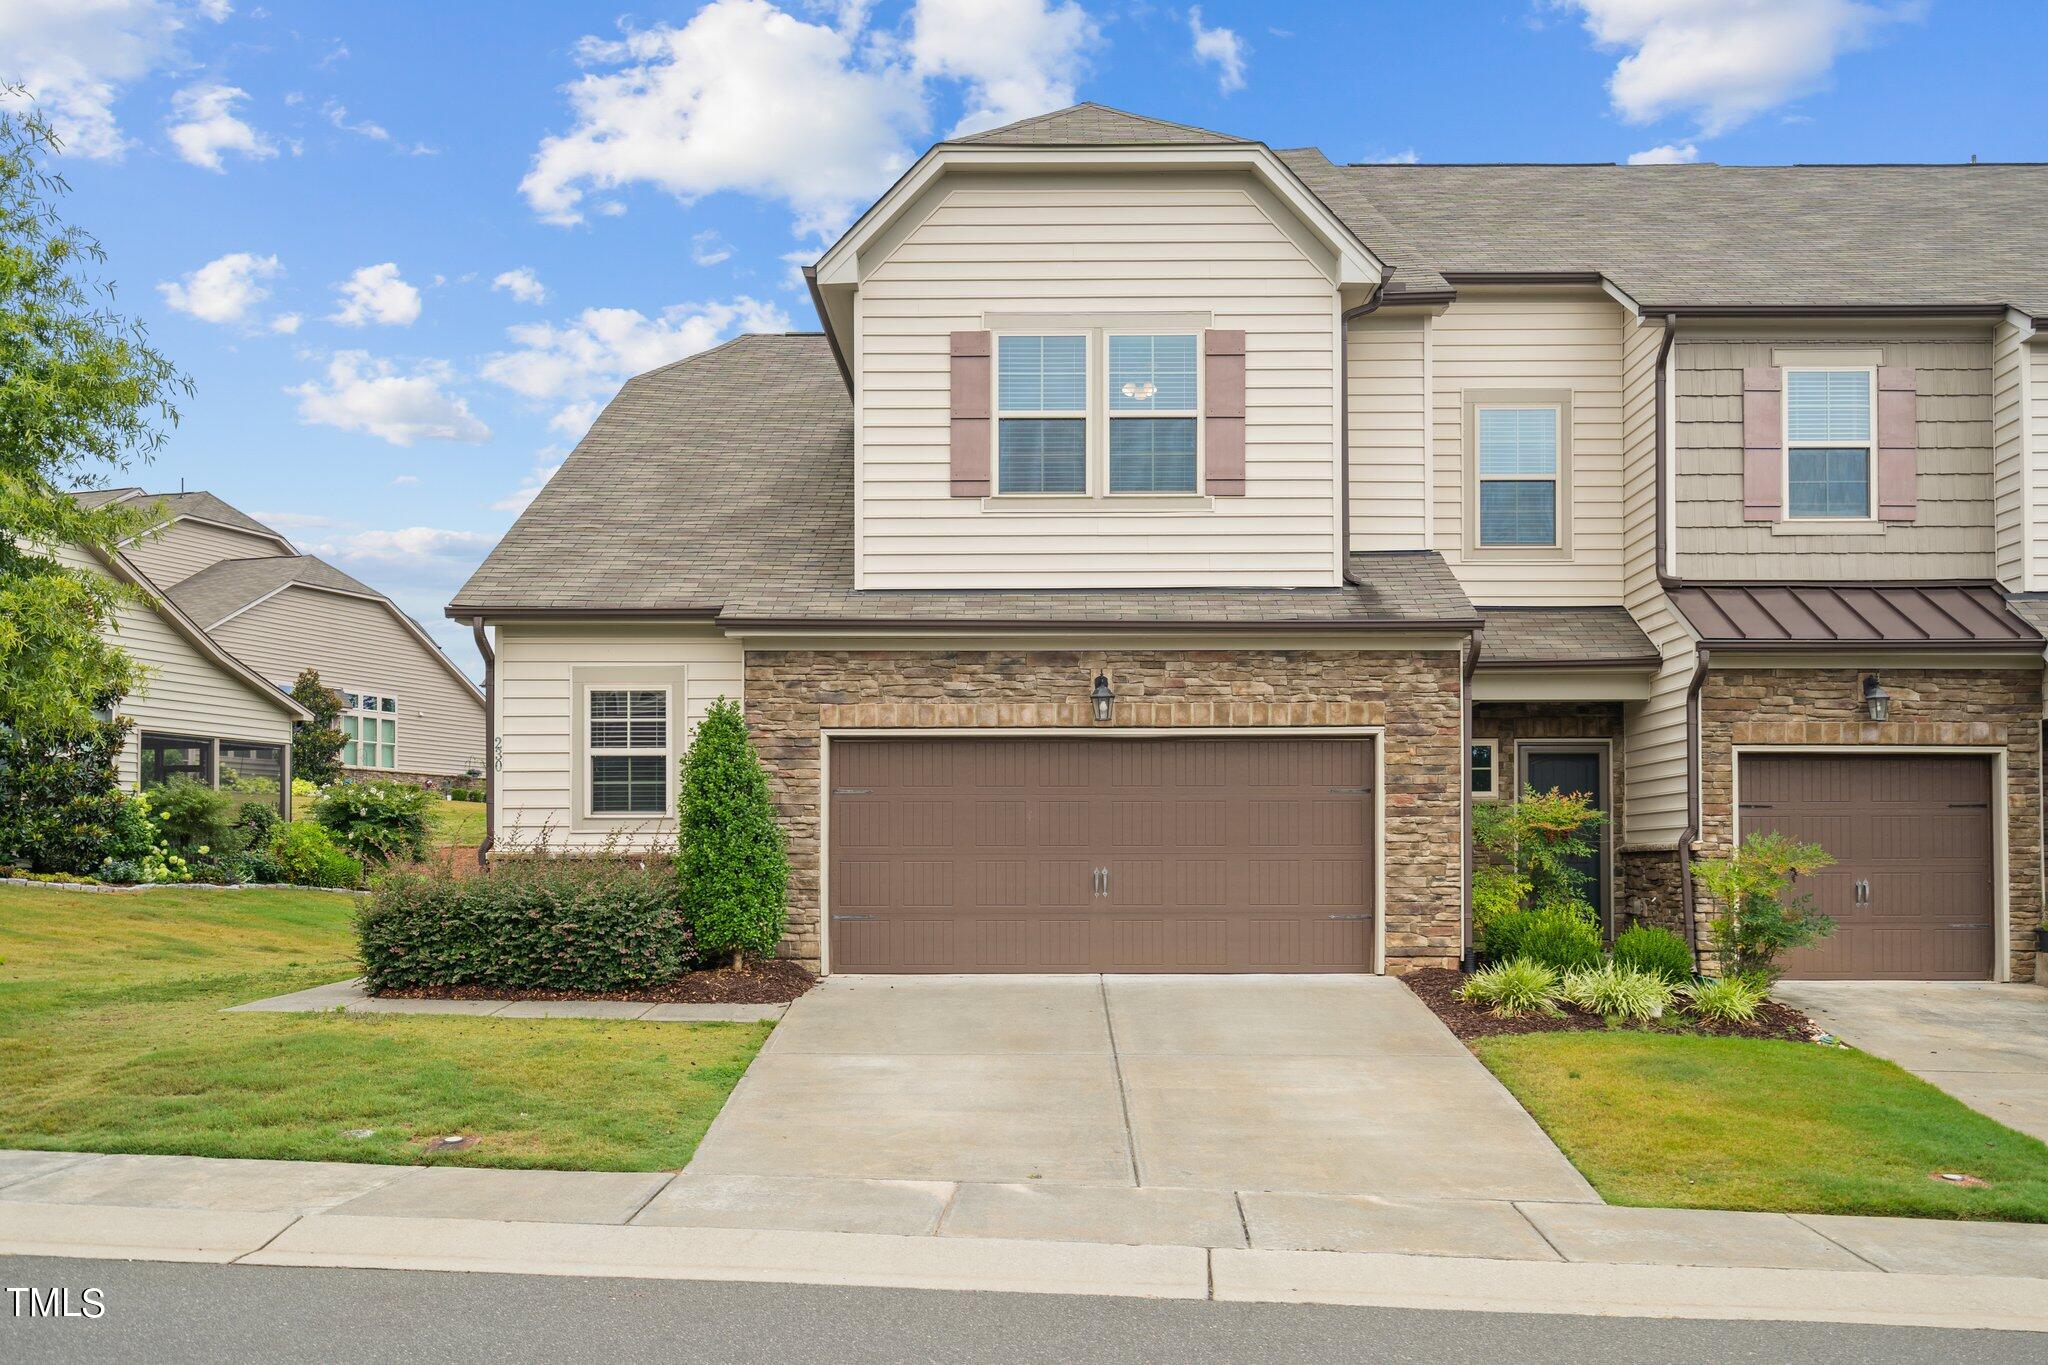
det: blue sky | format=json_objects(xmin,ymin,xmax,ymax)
[{"xmin": 10, "ymin": 1, "xmax": 2044, "ymax": 676}]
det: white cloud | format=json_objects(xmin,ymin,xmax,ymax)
[
  {"xmin": 1188, "ymin": 8, "xmax": 1247, "ymax": 95},
  {"xmin": 269, "ymin": 311, "xmax": 301, "ymax": 334},
  {"xmin": 520, "ymin": 0, "xmax": 925, "ymax": 238},
  {"xmin": 691, "ymin": 230, "xmax": 733, "ymax": 266},
  {"xmin": 909, "ymin": 0, "xmax": 1098, "ymax": 136},
  {"xmin": 1365, "ymin": 149, "xmax": 1420, "ymax": 165},
  {"xmin": 481, "ymin": 295, "xmax": 789, "ymax": 433},
  {"xmin": 290, "ymin": 352, "xmax": 490, "ymax": 446},
  {"xmin": 322, "ymin": 99, "xmax": 435, "ymax": 155},
  {"xmin": 491, "ymin": 268, "xmax": 548, "ymax": 305},
  {"xmin": 166, "ymin": 82, "xmax": 276, "ymax": 171},
  {"xmin": 390, "ymin": 473, "xmax": 420, "ymax": 486},
  {"xmin": 1561, "ymin": 0, "xmax": 1919, "ymax": 136},
  {"xmin": 156, "ymin": 251, "xmax": 282, "ymax": 324},
  {"xmin": 0, "ymin": 0, "xmax": 225, "ymax": 159},
  {"xmin": 1628, "ymin": 141, "xmax": 1700, "ymax": 164},
  {"xmin": 328, "ymin": 263, "xmax": 423, "ymax": 327}
]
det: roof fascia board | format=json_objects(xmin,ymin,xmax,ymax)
[
  {"xmin": 1470, "ymin": 667, "xmax": 1655, "ymax": 702},
  {"xmin": 444, "ymin": 606, "xmax": 723, "ymax": 623},
  {"xmin": 88, "ymin": 545, "xmax": 312, "ymax": 723},
  {"xmin": 817, "ymin": 144, "xmax": 1382, "ymax": 288},
  {"xmin": 714, "ymin": 615, "xmax": 1477, "ymax": 636},
  {"xmin": 1707, "ymin": 646, "xmax": 2044, "ymax": 668},
  {"xmin": 1646, "ymin": 303, "xmax": 2010, "ymax": 320}
]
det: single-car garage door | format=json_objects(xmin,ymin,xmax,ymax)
[
  {"xmin": 1739, "ymin": 754, "xmax": 1995, "ymax": 981},
  {"xmin": 827, "ymin": 735, "xmax": 1375, "ymax": 973}
]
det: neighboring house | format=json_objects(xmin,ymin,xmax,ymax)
[
  {"xmin": 80, "ymin": 488, "xmax": 486, "ymax": 789},
  {"xmin": 451, "ymin": 104, "xmax": 2048, "ymax": 985},
  {"xmin": 51, "ymin": 538, "xmax": 308, "ymax": 812}
]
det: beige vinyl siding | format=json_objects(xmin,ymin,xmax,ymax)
[
  {"xmin": 123, "ymin": 519, "xmax": 288, "ymax": 590},
  {"xmin": 1992, "ymin": 320, "xmax": 2030, "ymax": 589},
  {"xmin": 52, "ymin": 545, "xmax": 294, "ymax": 787},
  {"xmin": 2031, "ymin": 336, "xmax": 2048, "ymax": 583},
  {"xmin": 1347, "ymin": 309, "xmax": 1429, "ymax": 550},
  {"xmin": 1616, "ymin": 319, "xmax": 1695, "ymax": 849},
  {"xmin": 856, "ymin": 173, "xmax": 1339, "ymax": 588},
  {"xmin": 1431, "ymin": 290, "xmax": 1627, "ymax": 604},
  {"xmin": 493, "ymin": 624, "xmax": 743, "ymax": 851},
  {"xmin": 1674, "ymin": 337, "xmax": 1995, "ymax": 579},
  {"xmin": 206, "ymin": 586, "xmax": 484, "ymax": 778}
]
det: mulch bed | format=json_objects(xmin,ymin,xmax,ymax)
[
  {"xmin": 1404, "ymin": 967, "xmax": 1823, "ymax": 1044},
  {"xmin": 373, "ymin": 957, "xmax": 815, "ymax": 1005}
]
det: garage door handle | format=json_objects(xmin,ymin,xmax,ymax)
[
  {"xmin": 833, "ymin": 787, "xmax": 872, "ymax": 796},
  {"xmin": 833, "ymin": 915, "xmax": 877, "ymax": 922},
  {"xmin": 1327, "ymin": 914, "xmax": 1371, "ymax": 921}
]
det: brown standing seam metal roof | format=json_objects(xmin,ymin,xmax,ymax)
[
  {"xmin": 1668, "ymin": 584, "xmax": 2042, "ymax": 649},
  {"xmin": 1477, "ymin": 607, "xmax": 1659, "ymax": 667}
]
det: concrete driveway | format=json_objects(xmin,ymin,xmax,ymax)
[
  {"xmin": 1775, "ymin": 982, "xmax": 2048, "ymax": 1144},
  {"xmin": 686, "ymin": 975, "xmax": 1596, "ymax": 1210}
]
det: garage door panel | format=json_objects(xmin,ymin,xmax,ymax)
[
  {"xmin": 1742, "ymin": 753, "xmax": 1993, "ymax": 982},
  {"xmin": 829, "ymin": 736, "xmax": 1375, "ymax": 973}
]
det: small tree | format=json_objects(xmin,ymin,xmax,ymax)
[
  {"xmin": 1473, "ymin": 786, "xmax": 1606, "ymax": 920},
  {"xmin": 1693, "ymin": 831, "xmax": 1835, "ymax": 981},
  {"xmin": 677, "ymin": 698, "xmax": 787, "ymax": 966},
  {"xmin": 290, "ymin": 669, "xmax": 346, "ymax": 786},
  {"xmin": 0, "ymin": 692, "xmax": 137, "ymax": 874}
]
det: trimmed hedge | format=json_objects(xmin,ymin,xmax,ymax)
[{"xmin": 358, "ymin": 859, "xmax": 689, "ymax": 992}]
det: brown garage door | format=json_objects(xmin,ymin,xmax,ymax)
[
  {"xmin": 1739, "ymin": 754, "xmax": 1995, "ymax": 981},
  {"xmin": 827, "ymin": 735, "xmax": 1375, "ymax": 973}
]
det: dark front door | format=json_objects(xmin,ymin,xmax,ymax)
[{"xmin": 1522, "ymin": 748, "xmax": 1607, "ymax": 926}]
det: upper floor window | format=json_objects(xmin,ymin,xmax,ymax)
[
  {"xmin": 1476, "ymin": 406, "xmax": 1561, "ymax": 547},
  {"xmin": 997, "ymin": 334, "xmax": 1087, "ymax": 494},
  {"xmin": 1784, "ymin": 367, "xmax": 1874, "ymax": 519},
  {"xmin": 1107, "ymin": 334, "xmax": 1198, "ymax": 494}
]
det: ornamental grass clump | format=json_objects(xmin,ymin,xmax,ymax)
[
  {"xmin": 1686, "ymin": 974, "xmax": 1771, "ymax": 1026},
  {"xmin": 1459, "ymin": 958, "xmax": 1562, "ymax": 1018},
  {"xmin": 1558, "ymin": 962, "xmax": 1675, "ymax": 1024}
]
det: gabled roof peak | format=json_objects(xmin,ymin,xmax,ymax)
[{"xmin": 954, "ymin": 102, "xmax": 1244, "ymax": 148}]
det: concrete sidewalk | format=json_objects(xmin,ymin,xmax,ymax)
[
  {"xmin": 228, "ymin": 979, "xmax": 787, "ymax": 1022},
  {"xmin": 4, "ymin": 1149, "xmax": 2048, "ymax": 1329}
]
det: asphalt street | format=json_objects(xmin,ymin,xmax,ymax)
[{"xmin": 4, "ymin": 1256, "xmax": 2045, "ymax": 1364}]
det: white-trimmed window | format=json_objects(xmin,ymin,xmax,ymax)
[
  {"xmin": 340, "ymin": 690, "xmax": 396, "ymax": 769},
  {"xmin": 996, "ymin": 334, "xmax": 1088, "ymax": 494},
  {"xmin": 1475, "ymin": 407, "xmax": 1561, "ymax": 547},
  {"xmin": 1784, "ymin": 367, "xmax": 1876, "ymax": 519},
  {"xmin": 1106, "ymin": 333, "xmax": 1198, "ymax": 493},
  {"xmin": 1470, "ymin": 739, "xmax": 1500, "ymax": 800},
  {"xmin": 587, "ymin": 688, "xmax": 670, "ymax": 815}
]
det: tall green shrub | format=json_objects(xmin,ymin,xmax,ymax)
[
  {"xmin": 0, "ymin": 701, "xmax": 141, "ymax": 874},
  {"xmin": 678, "ymin": 698, "xmax": 787, "ymax": 965},
  {"xmin": 290, "ymin": 669, "xmax": 346, "ymax": 786}
]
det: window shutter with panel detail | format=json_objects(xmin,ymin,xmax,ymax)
[
  {"xmin": 1876, "ymin": 366, "xmax": 1918, "ymax": 522},
  {"xmin": 1741, "ymin": 366, "xmax": 1783, "ymax": 521},
  {"xmin": 1203, "ymin": 329, "xmax": 1246, "ymax": 496},
  {"xmin": 949, "ymin": 330, "xmax": 992, "ymax": 496}
]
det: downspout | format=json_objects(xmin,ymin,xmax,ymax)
[
  {"xmin": 470, "ymin": 617, "xmax": 495, "ymax": 871},
  {"xmin": 1337, "ymin": 285, "xmax": 1388, "ymax": 586},
  {"xmin": 1678, "ymin": 646, "xmax": 1710, "ymax": 974},
  {"xmin": 1461, "ymin": 625, "xmax": 1484, "ymax": 971}
]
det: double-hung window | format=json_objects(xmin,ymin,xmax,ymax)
[
  {"xmin": 587, "ymin": 688, "xmax": 670, "ymax": 815},
  {"xmin": 1107, "ymin": 333, "xmax": 1198, "ymax": 493},
  {"xmin": 340, "ymin": 690, "xmax": 396, "ymax": 769},
  {"xmin": 996, "ymin": 335, "xmax": 1088, "ymax": 494},
  {"xmin": 1475, "ymin": 406, "xmax": 1562, "ymax": 548},
  {"xmin": 1784, "ymin": 368, "xmax": 1875, "ymax": 519}
]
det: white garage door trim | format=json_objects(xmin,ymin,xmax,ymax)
[
  {"xmin": 818, "ymin": 726, "xmax": 1389, "ymax": 976},
  {"xmin": 1731, "ymin": 744, "xmax": 2011, "ymax": 983}
]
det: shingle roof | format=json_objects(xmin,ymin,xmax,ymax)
[
  {"xmin": 1478, "ymin": 607, "xmax": 1659, "ymax": 666},
  {"xmin": 165, "ymin": 555, "xmax": 382, "ymax": 628},
  {"xmin": 956, "ymin": 103, "xmax": 1243, "ymax": 148},
  {"xmin": 123, "ymin": 490, "xmax": 291, "ymax": 541},
  {"xmin": 451, "ymin": 335, "xmax": 1478, "ymax": 630},
  {"xmin": 1670, "ymin": 583, "xmax": 2040, "ymax": 648},
  {"xmin": 1292, "ymin": 155, "xmax": 2048, "ymax": 317}
]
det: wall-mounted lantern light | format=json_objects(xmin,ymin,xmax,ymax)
[
  {"xmin": 1090, "ymin": 672, "xmax": 1115, "ymax": 724},
  {"xmin": 1862, "ymin": 673, "xmax": 1892, "ymax": 723}
]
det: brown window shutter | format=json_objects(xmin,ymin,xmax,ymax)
[
  {"xmin": 1204, "ymin": 329, "xmax": 1247, "ymax": 496},
  {"xmin": 1876, "ymin": 366, "xmax": 1918, "ymax": 522},
  {"xmin": 949, "ymin": 330, "xmax": 992, "ymax": 496},
  {"xmin": 1741, "ymin": 366, "xmax": 1782, "ymax": 521}
]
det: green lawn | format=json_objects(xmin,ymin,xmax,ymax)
[
  {"xmin": 428, "ymin": 799, "xmax": 487, "ymax": 848},
  {"xmin": 1477, "ymin": 1030, "xmax": 2048, "ymax": 1222},
  {"xmin": 0, "ymin": 884, "xmax": 770, "ymax": 1171}
]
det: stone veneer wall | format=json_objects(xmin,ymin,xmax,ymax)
[
  {"xmin": 1699, "ymin": 667, "xmax": 2043, "ymax": 982},
  {"xmin": 744, "ymin": 648, "xmax": 1468, "ymax": 973}
]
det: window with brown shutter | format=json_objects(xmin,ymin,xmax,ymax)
[
  {"xmin": 1202, "ymin": 328, "xmax": 1245, "ymax": 496},
  {"xmin": 948, "ymin": 330, "xmax": 992, "ymax": 496}
]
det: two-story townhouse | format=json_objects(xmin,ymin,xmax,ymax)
[
  {"xmin": 83, "ymin": 488, "xmax": 487, "ymax": 791},
  {"xmin": 452, "ymin": 104, "xmax": 2048, "ymax": 985}
]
